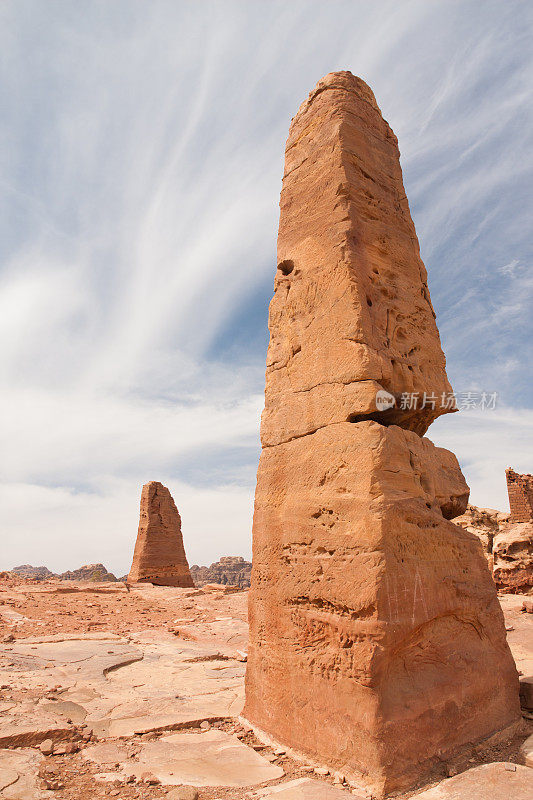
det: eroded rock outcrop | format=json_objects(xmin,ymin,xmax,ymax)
[
  {"xmin": 9, "ymin": 564, "xmax": 118, "ymax": 582},
  {"xmin": 493, "ymin": 523, "xmax": 533, "ymax": 593},
  {"xmin": 244, "ymin": 72, "xmax": 519, "ymax": 797},
  {"xmin": 10, "ymin": 565, "xmax": 57, "ymax": 581},
  {"xmin": 190, "ymin": 556, "xmax": 252, "ymax": 588},
  {"xmin": 455, "ymin": 504, "xmax": 533, "ymax": 592},
  {"xmin": 60, "ymin": 564, "xmax": 117, "ymax": 582},
  {"xmin": 454, "ymin": 505, "xmax": 506, "ymax": 571},
  {"xmin": 128, "ymin": 482, "xmax": 194, "ymax": 587}
]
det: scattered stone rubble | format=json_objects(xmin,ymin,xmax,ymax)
[{"xmin": 244, "ymin": 71, "xmax": 520, "ymax": 797}]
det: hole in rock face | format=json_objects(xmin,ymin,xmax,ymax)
[
  {"xmin": 367, "ymin": 297, "xmax": 373, "ymax": 307},
  {"xmin": 277, "ymin": 259, "xmax": 294, "ymax": 276},
  {"xmin": 347, "ymin": 412, "xmax": 394, "ymax": 426}
]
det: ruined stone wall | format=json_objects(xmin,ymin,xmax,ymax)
[{"xmin": 506, "ymin": 468, "xmax": 533, "ymax": 523}]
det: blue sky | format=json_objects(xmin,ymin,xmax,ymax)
[{"xmin": 1, "ymin": 0, "xmax": 532, "ymax": 574}]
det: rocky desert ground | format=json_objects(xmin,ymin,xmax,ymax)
[{"xmin": 0, "ymin": 575, "xmax": 531, "ymax": 800}]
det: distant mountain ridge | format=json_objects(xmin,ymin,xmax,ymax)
[
  {"xmin": 10, "ymin": 565, "xmax": 56, "ymax": 580},
  {"xmin": 9, "ymin": 557, "xmax": 253, "ymax": 587},
  {"xmin": 190, "ymin": 556, "xmax": 251, "ymax": 588},
  {"xmin": 10, "ymin": 563, "xmax": 118, "ymax": 582}
]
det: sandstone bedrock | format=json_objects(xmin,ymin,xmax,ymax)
[{"xmin": 244, "ymin": 71, "xmax": 520, "ymax": 797}]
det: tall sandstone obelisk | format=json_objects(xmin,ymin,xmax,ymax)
[
  {"xmin": 244, "ymin": 72, "xmax": 519, "ymax": 796},
  {"xmin": 128, "ymin": 481, "xmax": 194, "ymax": 587}
]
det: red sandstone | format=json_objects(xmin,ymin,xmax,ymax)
[
  {"xmin": 128, "ymin": 481, "xmax": 194, "ymax": 587},
  {"xmin": 244, "ymin": 71, "xmax": 520, "ymax": 797}
]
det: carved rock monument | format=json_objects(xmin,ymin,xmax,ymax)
[
  {"xmin": 128, "ymin": 481, "xmax": 194, "ymax": 587},
  {"xmin": 244, "ymin": 72, "xmax": 519, "ymax": 796}
]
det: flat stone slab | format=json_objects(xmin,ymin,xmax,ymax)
[
  {"xmin": 173, "ymin": 617, "xmax": 249, "ymax": 653},
  {"xmin": 0, "ymin": 607, "xmax": 28, "ymax": 624},
  {"xmin": 255, "ymin": 778, "xmax": 355, "ymax": 798},
  {"xmin": 0, "ymin": 700, "xmax": 76, "ymax": 748},
  {"xmin": 499, "ymin": 594, "xmax": 533, "ymax": 676},
  {"xmin": 0, "ymin": 637, "xmax": 143, "ymax": 682},
  {"xmin": 125, "ymin": 730, "xmax": 284, "ymax": 787},
  {"xmin": 520, "ymin": 676, "xmax": 533, "ymax": 710},
  {"xmin": 518, "ymin": 733, "xmax": 533, "ymax": 767},
  {"xmin": 413, "ymin": 763, "xmax": 532, "ymax": 799},
  {"xmin": 91, "ymin": 711, "xmax": 231, "ymax": 739},
  {"xmin": 87, "ymin": 639, "xmax": 244, "ymax": 736},
  {"xmin": 40, "ymin": 699, "xmax": 87, "ymax": 723},
  {"xmin": 82, "ymin": 741, "xmax": 129, "ymax": 768},
  {"xmin": 0, "ymin": 748, "xmax": 46, "ymax": 799},
  {"xmin": 2, "ymin": 631, "xmax": 245, "ymax": 743}
]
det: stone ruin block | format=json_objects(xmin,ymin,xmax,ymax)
[{"xmin": 506, "ymin": 468, "xmax": 533, "ymax": 523}]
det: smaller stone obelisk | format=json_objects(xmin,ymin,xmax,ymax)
[{"xmin": 128, "ymin": 481, "xmax": 194, "ymax": 587}]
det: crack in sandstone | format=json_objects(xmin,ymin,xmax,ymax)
[{"xmin": 288, "ymin": 596, "xmax": 376, "ymax": 621}]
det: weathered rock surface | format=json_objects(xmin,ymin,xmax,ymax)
[
  {"xmin": 244, "ymin": 71, "xmax": 520, "ymax": 797},
  {"xmin": 518, "ymin": 732, "xmax": 533, "ymax": 766},
  {"xmin": 255, "ymin": 778, "xmax": 356, "ymax": 798},
  {"xmin": 245, "ymin": 423, "xmax": 519, "ymax": 794},
  {"xmin": 190, "ymin": 556, "xmax": 252, "ymax": 588},
  {"xmin": 111, "ymin": 729, "xmax": 284, "ymax": 787},
  {"xmin": 0, "ymin": 748, "xmax": 47, "ymax": 799},
  {"xmin": 454, "ymin": 506, "xmax": 504, "ymax": 569},
  {"xmin": 411, "ymin": 762, "xmax": 532, "ymax": 799},
  {"xmin": 0, "ymin": 579, "xmax": 530, "ymax": 799},
  {"xmin": 128, "ymin": 482, "xmax": 194, "ymax": 587},
  {"xmin": 493, "ymin": 524, "xmax": 533, "ymax": 593},
  {"xmin": 261, "ymin": 71, "xmax": 454, "ymax": 443},
  {"xmin": 455, "ymin": 507, "xmax": 533, "ymax": 593}
]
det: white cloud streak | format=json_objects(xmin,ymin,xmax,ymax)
[{"xmin": 0, "ymin": 0, "xmax": 531, "ymax": 570}]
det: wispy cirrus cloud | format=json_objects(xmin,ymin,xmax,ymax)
[{"xmin": 0, "ymin": 0, "xmax": 531, "ymax": 573}]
